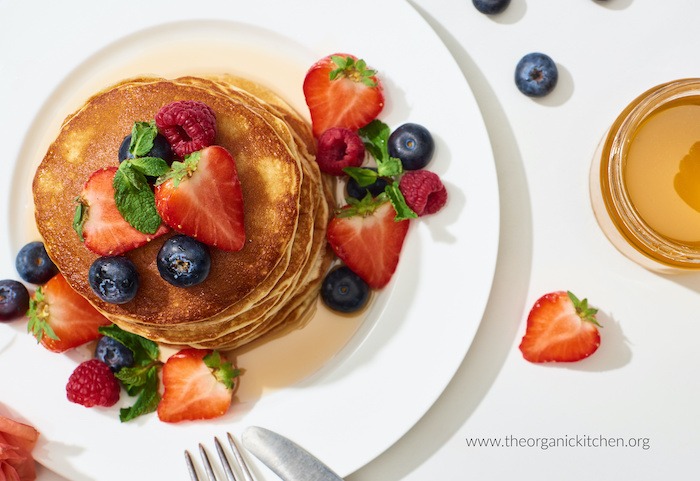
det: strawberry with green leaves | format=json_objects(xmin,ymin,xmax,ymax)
[
  {"xmin": 157, "ymin": 348, "xmax": 240, "ymax": 423},
  {"xmin": 27, "ymin": 273, "xmax": 111, "ymax": 353},
  {"xmin": 327, "ymin": 195, "xmax": 410, "ymax": 289},
  {"xmin": 74, "ymin": 121, "xmax": 171, "ymax": 256},
  {"xmin": 519, "ymin": 291, "xmax": 602, "ymax": 363},
  {"xmin": 303, "ymin": 54, "xmax": 384, "ymax": 138},
  {"xmin": 155, "ymin": 145, "xmax": 246, "ymax": 252}
]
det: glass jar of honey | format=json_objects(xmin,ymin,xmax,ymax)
[{"xmin": 590, "ymin": 79, "xmax": 700, "ymax": 272}]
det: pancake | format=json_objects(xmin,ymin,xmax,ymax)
[{"xmin": 33, "ymin": 75, "xmax": 333, "ymax": 349}]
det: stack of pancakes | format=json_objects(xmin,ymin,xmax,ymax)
[{"xmin": 33, "ymin": 75, "xmax": 334, "ymax": 350}]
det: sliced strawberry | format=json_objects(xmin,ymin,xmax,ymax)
[
  {"xmin": 154, "ymin": 146, "xmax": 245, "ymax": 251},
  {"xmin": 27, "ymin": 273, "xmax": 112, "ymax": 353},
  {"xmin": 75, "ymin": 167, "xmax": 169, "ymax": 256},
  {"xmin": 303, "ymin": 53, "xmax": 384, "ymax": 138},
  {"xmin": 157, "ymin": 349, "xmax": 239, "ymax": 423},
  {"xmin": 327, "ymin": 197, "xmax": 409, "ymax": 289},
  {"xmin": 519, "ymin": 291, "xmax": 602, "ymax": 363}
]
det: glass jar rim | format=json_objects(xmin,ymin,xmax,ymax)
[{"xmin": 603, "ymin": 78, "xmax": 700, "ymax": 267}]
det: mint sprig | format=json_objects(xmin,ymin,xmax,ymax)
[
  {"xmin": 112, "ymin": 121, "xmax": 170, "ymax": 235},
  {"xmin": 358, "ymin": 120, "xmax": 403, "ymax": 178},
  {"xmin": 352, "ymin": 120, "xmax": 417, "ymax": 221},
  {"xmin": 98, "ymin": 324, "xmax": 162, "ymax": 422}
]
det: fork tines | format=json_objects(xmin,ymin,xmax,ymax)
[{"xmin": 185, "ymin": 432, "xmax": 255, "ymax": 481}]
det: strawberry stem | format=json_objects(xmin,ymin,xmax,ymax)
[{"xmin": 567, "ymin": 291, "xmax": 602, "ymax": 327}]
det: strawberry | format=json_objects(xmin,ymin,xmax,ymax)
[
  {"xmin": 74, "ymin": 167, "xmax": 169, "ymax": 256},
  {"xmin": 154, "ymin": 146, "xmax": 246, "ymax": 251},
  {"xmin": 519, "ymin": 291, "xmax": 602, "ymax": 363},
  {"xmin": 327, "ymin": 196, "xmax": 409, "ymax": 289},
  {"xmin": 303, "ymin": 54, "xmax": 384, "ymax": 138},
  {"xmin": 157, "ymin": 349, "xmax": 240, "ymax": 423},
  {"xmin": 27, "ymin": 273, "xmax": 112, "ymax": 353}
]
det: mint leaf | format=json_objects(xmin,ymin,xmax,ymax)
[
  {"xmin": 129, "ymin": 121, "xmax": 157, "ymax": 157},
  {"xmin": 113, "ymin": 162, "xmax": 162, "ymax": 234},
  {"xmin": 343, "ymin": 167, "xmax": 379, "ymax": 187},
  {"xmin": 130, "ymin": 157, "xmax": 170, "ymax": 177},
  {"xmin": 358, "ymin": 120, "xmax": 403, "ymax": 177},
  {"xmin": 119, "ymin": 366, "xmax": 160, "ymax": 422},
  {"xmin": 385, "ymin": 182, "xmax": 418, "ymax": 221}
]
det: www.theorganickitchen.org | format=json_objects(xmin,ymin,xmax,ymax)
[{"xmin": 465, "ymin": 434, "xmax": 651, "ymax": 450}]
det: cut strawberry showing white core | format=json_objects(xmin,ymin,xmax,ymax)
[
  {"xmin": 74, "ymin": 167, "xmax": 169, "ymax": 256},
  {"xmin": 155, "ymin": 145, "xmax": 246, "ymax": 251},
  {"xmin": 327, "ymin": 197, "xmax": 409, "ymax": 289},
  {"xmin": 519, "ymin": 291, "xmax": 602, "ymax": 363}
]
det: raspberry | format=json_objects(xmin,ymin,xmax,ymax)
[
  {"xmin": 399, "ymin": 170, "xmax": 448, "ymax": 216},
  {"xmin": 315, "ymin": 127, "xmax": 365, "ymax": 176},
  {"xmin": 155, "ymin": 100, "xmax": 216, "ymax": 158},
  {"xmin": 66, "ymin": 359, "xmax": 120, "ymax": 407}
]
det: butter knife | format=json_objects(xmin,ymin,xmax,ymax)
[{"xmin": 242, "ymin": 426, "xmax": 343, "ymax": 481}]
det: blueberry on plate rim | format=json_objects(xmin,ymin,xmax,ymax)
[
  {"xmin": 472, "ymin": 0, "xmax": 511, "ymax": 15},
  {"xmin": 321, "ymin": 266, "xmax": 370, "ymax": 313},
  {"xmin": 515, "ymin": 52, "xmax": 559, "ymax": 97},
  {"xmin": 0, "ymin": 279, "xmax": 30, "ymax": 321},
  {"xmin": 88, "ymin": 256, "xmax": 140, "ymax": 304},
  {"xmin": 15, "ymin": 241, "xmax": 59, "ymax": 284},
  {"xmin": 388, "ymin": 123, "xmax": 435, "ymax": 171},
  {"xmin": 157, "ymin": 234, "xmax": 211, "ymax": 288}
]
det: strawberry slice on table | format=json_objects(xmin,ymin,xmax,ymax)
[
  {"xmin": 155, "ymin": 145, "xmax": 246, "ymax": 251},
  {"xmin": 74, "ymin": 167, "xmax": 169, "ymax": 256},
  {"xmin": 519, "ymin": 291, "xmax": 602, "ymax": 363},
  {"xmin": 27, "ymin": 273, "xmax": 112, "ymax": 353},
  {"xmin": 303, "ymin": 53, "xmax": 384, "ymax": 138},
  {"xmin": 327, "ymin": 196, "xmax": 410, "ymax": 289},
  {"xmin": 157, "ymin": 349, "xmax": 240, "ymax": 423}
]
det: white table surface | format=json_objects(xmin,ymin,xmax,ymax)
[{"xmin": 12, "ymin": 0, "xmax": 700, "ymax": 479}]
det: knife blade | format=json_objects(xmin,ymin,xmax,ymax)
[{"xmin": 241, "ymin": 426, "xmax": 343, "ymax": 481}]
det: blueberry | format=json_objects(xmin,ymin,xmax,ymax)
[
  {"xmin": 321, "ymin": 266, "xmax": 370, "ymax": 313},
  {"xmin": 0, "ymin": 280, "xmax": 30, "ymax": 321},
  {"xmin": 515, "ymin": 52, "xmax": 559, "ymax": 97},
  {"xmin": 346, "ymin": 168, "xmax": 390, "ymax": 200},
  {"xmin": 95, "ymin": 336, "xmax": 134, "ymax": 372},
  {"xmin": 118, "ymin": 133, "xmax": 174, "ymax": 164},
  {"xmin": 88, "ymin": 256, "xmax": 139, "ymax": 304},
  {"xmin": 15, "ymin": 241, "xmax": 59, "ymax": 284},
  {"xmin": 388, "ymin": 123, "xmax": 435, "ymax": 171},
  {"xmin": 157, "ymin": 235, "xmax": 211, "ymax": 287},
  {"xmin": 472, "ymin": 0, "xmax": 511, "ymax": 14}
]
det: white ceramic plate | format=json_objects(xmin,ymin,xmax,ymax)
[{"xmin": 0, "ymin": 1, "xmax": 499, "ymax": 480}]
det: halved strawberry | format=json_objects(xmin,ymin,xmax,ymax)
[
  {"xmin": 157, "ymin": 349, "xmax": 239, "ymax": 423},
  {"xmin": 74, "ymin": 167, "xmax": 169, "ymax": 256},
  {"xmin": 27, "ymin": 273, "xmax": 112, "ymax": 353},
  {"xmin": 154, "ymin": 146, "xmax": 245, "ymax": 251},
  {"xmin": 519, "ymin": 291, "xmax": 602, "ymax": 363},
  {"xmin": 327, "ymin": 197, "xmax": 409, "ymax": 289},
  {"xmin": 303, "ymin": 53, "xmax": 384, "ymax": 138}
]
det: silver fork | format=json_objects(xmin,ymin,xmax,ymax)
[{"xmin": 185, "ymin": 432, "xmax": 256, "ymax": 481}]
